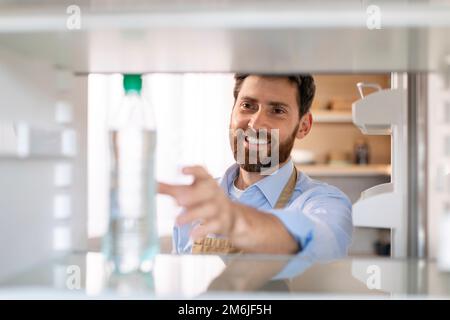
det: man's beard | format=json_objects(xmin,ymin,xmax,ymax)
[{"xmin": 230, "ymin": 123, "xmax": 299, "ymax": 173}]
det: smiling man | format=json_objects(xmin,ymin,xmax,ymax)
[{"xmin": 159, "ymin": 74, "xmax": 353, "ymax": 257}]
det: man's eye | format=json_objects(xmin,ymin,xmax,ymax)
[
  {"xmin": 241, "ymin": 102, "xmax": 253, "ymax": 109},
  {"xmin": 273, "ymin": 107, "xmax": 286, "ymax": 114}
]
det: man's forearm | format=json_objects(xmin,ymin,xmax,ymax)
[{"xmin": 230, "ymin": 203, "xmax": 299, "ymax": 254}]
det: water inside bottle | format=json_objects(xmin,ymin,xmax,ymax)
[{"xmin": 105, "ymin": 128, "xmax": 159, "ymax": 274}]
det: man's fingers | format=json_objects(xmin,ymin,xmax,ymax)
[
  {"xmin": 190, "ymin": 221, "xmax": 222, "ymax": 241},
  {"xmin": 158, "ymin": 182, "xmax": 190, "ymax": 198},
  {"xmin": 178, "ymin": 180, "xmax": 217, "ymax": 207},
  {"xmin": 158, "ymin": 166, "xmax": 211, "ymax": 197},
  {"xmin": 159, "ymin": 180, "xmax": 217, "ymax": 207},
  {"xmin": 190, "ymin": 224, "xmax": 209, "ymax": 241},
  {"xmin": 176, "ymin": 202, "xmax": 218, "ymax": 226},
  {"xmin": 182, "ymin": 166, "xmax": 212, "ymax": 181},
  {"xmin": 157, "ymin": 182, "xmax": 173, "ymax": 195}
]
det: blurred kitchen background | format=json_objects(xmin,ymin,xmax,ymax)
[{"xmin": 87, "ymin": 73, "xmax": 391, "ymax": 257}]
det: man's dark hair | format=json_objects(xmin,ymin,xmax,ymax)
[{"xmin": 233, "ymin": 74, "xmax": 316, "ymax": 117}]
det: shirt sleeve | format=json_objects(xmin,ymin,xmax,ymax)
[
  {"xmin": 172, "ymin": 219, "xmax": 194, "ymax": 254},
  {"xmin": 268, "ymin": 186, "xmax": 353, "ymax": 260}
]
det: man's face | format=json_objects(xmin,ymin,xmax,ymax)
[{"xmin": 229, "ymin": 76, "xmax": 306, "ymax": 173}]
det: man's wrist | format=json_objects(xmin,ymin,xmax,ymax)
[
  {"xmin": 229, "ymin": 203, "xmax": 300, "ymax": 254},
  {"xmin": 229, "ymin": 203, "xmax": 250, "ymax": 246}
]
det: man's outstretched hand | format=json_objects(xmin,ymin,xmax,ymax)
[
  {"xmin": 158, "ymin": 166, "xmax": 239, "ymax": 242},
  {"xmin": 158, "ymin": 165, "xmax": 298, "ymax": 254}
]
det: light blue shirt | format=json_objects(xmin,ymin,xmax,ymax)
[{"xmin": 173, "ymin": 159, "xmax": 353, "ymax": 260}]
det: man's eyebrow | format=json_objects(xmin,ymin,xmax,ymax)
[
  {"xmin": 267, "ymin": 101, "xmax": 290, "ymax": 108},
  {"xmin": 240, "ymin": 96, "xmax": 258, "ymax": 103}
]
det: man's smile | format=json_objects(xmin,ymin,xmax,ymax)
[{"xmin": 244, "ymin": 135, "xmax": 270, "ymax": 148}]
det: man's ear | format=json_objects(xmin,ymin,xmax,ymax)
[{"xmin": 295, "ymin": 112, "xmax": 313, "ymax": 139}]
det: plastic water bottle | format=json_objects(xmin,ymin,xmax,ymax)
[{"xmin": 103, "ymin": 74, "xmax": 159, "ymax": 274}]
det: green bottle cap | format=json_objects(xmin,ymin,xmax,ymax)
[{"xmin": 123, "ymin": 74, "xmax": 142, "ymax": 94}]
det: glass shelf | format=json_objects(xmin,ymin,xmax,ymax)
[
  {"xmin": 1, "ymin": 252, "xmax": 449, "ymax": 299},
  {"xmin": 1, "ymin": 1, "xmax": 450, "ymax": 73}
]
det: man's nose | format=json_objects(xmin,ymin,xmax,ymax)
[{"xmin": 248, "ymin": 108, "xmax": 270, "ymax": 130}]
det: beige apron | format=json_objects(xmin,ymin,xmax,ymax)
[{"xmin": 192, "ymin": 167, "xmax": 298, "ymax": 254}]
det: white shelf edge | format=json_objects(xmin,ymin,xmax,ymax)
[{"xmin": 312, "ymin": 110, "xmax": 353, "ymax": 123}]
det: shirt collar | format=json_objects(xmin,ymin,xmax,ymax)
[{"xmin": 218, "ymin": 159, "xmax": 295, "ymax": 208}]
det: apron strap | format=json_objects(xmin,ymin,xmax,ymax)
[
  {"xmin": 274, "ymin": 166, "xmax": 298, "ymax": 209},
  {"xmin": 192, "ymin": 166, "xmax": 298, "ymax": 254}
]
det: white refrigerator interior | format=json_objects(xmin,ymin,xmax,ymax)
[{"xmin": 1, "ymin": 0, "xmax": 450, "ymax": 293}]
